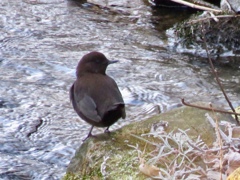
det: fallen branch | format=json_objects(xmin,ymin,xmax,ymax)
[{"xmin": 169, "ymin": 0, "xmax": 222, "ymax": 12}]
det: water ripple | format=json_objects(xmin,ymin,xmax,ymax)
[{"xmin": 1, "ymin": 0, "xmax": 240, "ymax": 180}]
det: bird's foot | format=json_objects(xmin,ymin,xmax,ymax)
[
  {"xmin": 82, "ymin": 133, "xmax": 96, "ymax": 141},
  {"xmin": 83, "ymin": 126, "xmax": 95, "ymax": 141},
  {"xmin": 104, "ymin": 127, "xmax": 110, "ymax": 134}
]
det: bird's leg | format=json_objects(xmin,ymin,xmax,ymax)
[
  {"xmin": 83, "ymin": 126, "xmax": 94, "ymax": 141},
  {"xmin": 104, "ymin": 127, "xmax": 110, "ymax": 134}
]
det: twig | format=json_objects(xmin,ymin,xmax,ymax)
[
  {"xmin": 205, "ymin": 146, "xmax": 229, "ymax": 152},
  {"xmin": 187, "ymin": 140, "xmax": 205, "ymax": 152},
  {"xmin": 181, "ymin": 99, "xmax": 240, "ymax": 116},
  {"xmin": 169, "ymin": 0, "xmax": 222, "ymax": 12},
  {"xmin": 100, "ymin": 156, "xmax": 110, "ymax": 177},
  {"xmin": 176, "ymin": 166, "xmax": 206, "ymax": 177},
  {"xmin": 188, "ymin": 14, "xmax": 240, "ymax": 24},
  {"xmin": 201, "ymin": 26, "xmax": 239, "ymax": 124},
  {"xmin": 205, "ymin": 113, "xmax": 232, "ymax": 143},
  {"xmin": 209, "ymin": 105, "xmax": 223, "ymax": 180}
]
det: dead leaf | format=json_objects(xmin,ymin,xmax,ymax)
[
  {"xmin": 139, "ymin": 158, "xmax": 161, "ymax": 178},
  {"xmin": 227, "ymin": 166, "xmax": 240, "ymax": 180}
]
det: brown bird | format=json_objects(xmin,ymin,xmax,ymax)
[{"xmin": 70, "ymin": 51, "xmax": 126, "ymax": 140}]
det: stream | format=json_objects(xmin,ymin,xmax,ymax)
[{"xmin": 1, "ymin": 0, "xmax": 240, "ymax": 179}]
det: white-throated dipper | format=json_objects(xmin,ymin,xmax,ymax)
[{"xmin": 70, "ymin": 51, "xmax": 126, "ymax": 140}]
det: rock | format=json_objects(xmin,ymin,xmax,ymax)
[
  {"xmin": 221, "ymin": 0, "xmax": 240, "ymax": 13},
  {"xmin": 63, "ymin": 102, "xmax": 236, "ymax": 179}
]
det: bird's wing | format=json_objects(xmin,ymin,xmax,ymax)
[
  {"xmin": 77, "ymin": 94, "xmax": 101, "ymax": 122},
  {"xmin": 70, "ymin": 84, "xmax": 101, "ymax": 122}
]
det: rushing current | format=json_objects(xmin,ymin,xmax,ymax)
[{"xmin": 1, "ymin": 0, "xmax": 240, "ymax": 179}]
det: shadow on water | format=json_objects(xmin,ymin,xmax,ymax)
[
  {"xmin": 151, "ymin": 7, "xmax": 196, "ymax": 32},
  {"xmin": 0, "ymin": 0, "xmax": 240, "ymax": 179}
]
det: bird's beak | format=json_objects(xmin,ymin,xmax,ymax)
[{"xmin": 108, "ymin": 60, "xmax": 118, "ymax": 65}]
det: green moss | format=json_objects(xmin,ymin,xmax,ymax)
[
  {"xmin": 82, "ymin": 167, "xmax": 103, "ymax": 180},
  {"xmin": 63, "ymin": 168, "xmax": 103, "ymax": 180},
  {"xmin": 62, "ymin": 172, "xmax": 81, "ymax": 180}
]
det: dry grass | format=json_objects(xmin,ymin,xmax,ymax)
[{"xmin": 128, "ymin": 113, "xmax": 240, "ymax": 179}]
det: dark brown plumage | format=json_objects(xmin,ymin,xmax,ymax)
[{"xmin": 70, "ymin": 51, "xmax": 126, "ymax": 140}]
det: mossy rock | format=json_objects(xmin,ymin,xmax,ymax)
[{"xmin": 63, "ymin": 102, "xmax": 236, "ymax": 179}]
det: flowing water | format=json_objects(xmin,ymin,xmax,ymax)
[{"xmin": 1, "ymin": 0, "xmax": 240, "ymax": 179}]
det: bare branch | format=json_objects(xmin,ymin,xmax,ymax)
[
  {"xmin": 201, "ymin": 26, "xmax": 239, "ymax": 124},
  {"xmin": 181, "ymin": 99, "xmax": 240, "ymax": 116},
  {"xmin": 169, "ymin": 0, "xmax": 221, "ymax": 12}
]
